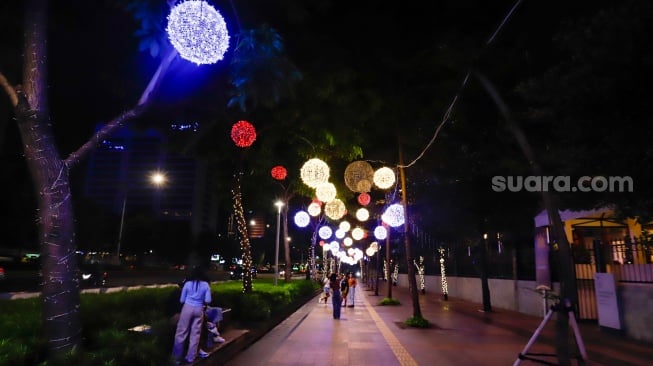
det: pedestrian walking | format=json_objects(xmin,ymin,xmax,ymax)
[
  {"xmin": 172, "ymin": 266, "xmax": 212, "ymax": 365},
  {"xmin": 347, "ymin": 272, "xmax": 357, "ymax": 307},
  {"xmin": 341, "ymin": 273, "xmax": 350, "ymax": 307},
  {"xmin": 328, "ymin": 273, "xmax": 342, "ymax": 319}
]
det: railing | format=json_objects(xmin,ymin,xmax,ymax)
[{"xmin": 579, "ymin": 238, "xmax": 653, "ymax": 283}]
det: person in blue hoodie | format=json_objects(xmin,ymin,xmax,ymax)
[{"xmin": 172, "ymin": 266, "xmax": 212, "ymax": 364}]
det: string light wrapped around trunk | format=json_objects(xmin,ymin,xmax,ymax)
[
  {"xmin": 166, "ymin": 0, "xmax": 230, "ymax": 65},
  {"xmin": 231, "ymin": 120, "xmax": 256, "ymax": 147}
]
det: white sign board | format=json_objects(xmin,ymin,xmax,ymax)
[{"xmin": 594, "ymin": 273, "xmax": 621, "ymax": 330}]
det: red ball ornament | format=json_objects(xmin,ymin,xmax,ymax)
[
  {"xmin": 357, "ymin": 192, "xmax": 371, "ymax": 206},
  {"xmin": 271, "ymin": 165, "xmax": 287, "ymax": 180},
  {"xmin": 231, "ymin": 120, "xmax": 257, "ymax": 147},
  {"xmin": 319, "ymin": 240, "xmax": 325, "ymax": 247}
]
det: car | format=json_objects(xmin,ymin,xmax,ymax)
[
  {"xmin": 229, "ymin": 266, "xmax": 257, "ymax": 280},
  {"xmin": 79, "ymin": 264, "xmax": 108, "ymax": 287}
]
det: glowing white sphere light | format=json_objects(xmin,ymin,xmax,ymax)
[
  {"xmin": 307, "ymin": 202, "xmax": 322, "ymax": 217},
  {"xmin": 294, "ymin": 211, "xmax": 310, "ymax": 228},
  {"xmin": 351, "ymin": 227, "xmax": 365, "ymax": 241},
  {"xmin": 335, "ymin": 229, "xmax": 345, "ymax": 239},
  {"xmin": 374, "ymin": 225, "xmax": 387, "ymax": 240},
  {"xmin": 339, "ymin": 221, "xmax": 351, "ymax": 232},
  {"xmin": 343, "ymin": 237, "xmax": 353, "ymax": 247},
  {"xmin": 300, "ymin": 158, "xmax": 330, "ymax": 188},
  {"xmin": 355, "ymin": 207, "xmax": 369, "ymax": 222},
  {"xmin": 166, "ymin": 0, "xmax": 230, "ymax": 65},
  {"xmin": 373, "ymin": 166, "xmax": 396, "ymax": 189},
  {"xmin": 315, "ymin": 182, "xmax": 337, "ymax": 203},
  {"xmin": 318, "ymin": 226, "xmax": 333, "ymax": 240},
  {"xmin": 382, "ymin": 203, "xmax": 405, "ymax": 227}
]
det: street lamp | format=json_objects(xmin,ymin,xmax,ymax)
[
  {"xmin": 116, "ymin": 171, "xmax": 167, "ymax": 261},
  {"xmin": 274, "ymin": 200, "xmax": 284, "ymax": 286}
]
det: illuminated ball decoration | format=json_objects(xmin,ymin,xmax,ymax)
[
  {"xmin": 373, "ymin": 166, "xmax": 396, "ymax": 189},
  {"xmin": 374, "ymin": 225, "xmax": 388, "ymax": 240},
  {"xmin": 339, "ymin": 221, "xmax": 351, "ymax": 232},
  {"xmin": 351, "ymin": 227, "xmax": 365, "ymax": 241},
  {"xmin": 335, "ymin": 229, "xmax": 346, "ymax": 239},
  {"xmin": 271, "ymin": 165, "xmax": 287, "ymax": 180},
  {"xmin": 166, "ymin": 0, "xmax": 230, "ymax": 65},
  {"xmin": 318, "ymin": 226, "xmax": 333, "ymax": 240},
  {"xmin": 357, "ymin": 192, "xmax": 371, "ymax": 206},
  {"xmin": 366, "ymin": 247, "xmax": 375, "ymax": 256},
  {"xmin": 355, "ymin": 208, "xmax": 369, "ymax": 222},
  {"xmin": 300, "ymin": 158, "xmax": 330, "ymax": 188},
  {"xmin": 315, "ymin": 182, "xmax": 337, "ymax": 203},
  {"xmin": 324, "ymin": 198, "xmax": 346, "ymax": 220},
  {"xmin": 307, "ymin": 202, "xmax": 322, "ymax": 217},
  {"xmin": 344, "ymin": 161, "xmax": 375, "ymax": 193},
  {"xmin": 382, "ymin": 203, "xmax": 405, "ymax": 227},
  {"xmin": 231, "ymin": 120, "xmax": 256, "ymax": 147},
  {"xmin": 370, "ymin": 241, "xmax": 379, "ymax": 251},
  {"xmin": 343, "ymin": 237, "xmax": 353, "ymax": 247},
  {"xmin": 294, "ymin": 211, "xmax": 310, "ymax": 228}
]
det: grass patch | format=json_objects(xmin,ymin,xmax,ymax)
[
  {"xmin": 0, "ymin": 277, "xmax": 320, "ymax": 365},
  {"xmin": 379, "ymin": 297, "xmax": 401, "ymax": 306},
  {"xmin": 405, "ymin": 315, "xmax": 430, "ymax": 328}
]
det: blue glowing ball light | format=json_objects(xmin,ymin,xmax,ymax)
[{"xmin": 166, "ymin": 0, "xmax": 230, "ymax": 65}]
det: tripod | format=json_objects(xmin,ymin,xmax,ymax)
[{"xmin": 514, "ymin": 299, "xmax": 588, "ymax": 365}]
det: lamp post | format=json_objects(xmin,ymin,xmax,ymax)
[
  {"xmin": 116, "ymin": 171, "xmax": 166, "ymax": 261},
  {"xmin": 274, "ymin": 200, "xmax": 284, "ymax": 286}
]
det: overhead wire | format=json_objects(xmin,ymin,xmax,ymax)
[{"xmin": 398, "ymin": 0, "xmax": 524, "ymax": 169}]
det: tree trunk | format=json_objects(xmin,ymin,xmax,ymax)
[
  {"xmin": 476, "ymin": 72, "xmax": 577, "ymax": 365},
  {"xmin": 398, "ymin": 148, "xmax": 422, "ymax": 318},
  {"xmin": 232, "ymin": 172, "xmax": 253, "ymax": 293},
  {"xmin": 13, "ymin": 0, "xmax": 83, "ymax": 356},
  {"xmin": 283, "ymin": 205, "xmax": 292, "ymax": 282}
]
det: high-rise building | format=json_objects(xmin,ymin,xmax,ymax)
[{"xmin": 82, "ymin": 124, "xmax": 217, "ymax": 256}]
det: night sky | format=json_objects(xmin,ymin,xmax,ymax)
[{"xmin": 0, "ymin": 0, "xmax": 635, "ymax": 257}]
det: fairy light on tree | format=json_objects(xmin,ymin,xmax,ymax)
[
  {"xmin": 439, "ymin": 248, "xmax": 448, "ymax": 300},
  {"xmin": 230, "ymin": 120, "xmax": 257, "ymax": 293},
  {"xmin": 414, "ymin": 255, "xmax": 426, "ymax": 294},
  {"xmin": 166, "ymin": 0, "xmax": 230, "ymax": 65},
  {"xmin": 393, "ymin": 263, "xmax": 399, "ymax": 286}
]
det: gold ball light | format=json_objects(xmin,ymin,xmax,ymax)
[
  {"xmin": 344, "ymin": 160, "xmax": 374, "ymax": 193},
  {"xmin": 373, "ymin": 166, "xmax": 396, "ymax": 190},
  {"xmin": 315, "ymin": 182, "xmax": 337, "ymax": 203},
  {"xmin": 351, "ymin": 227, "xmax": 365, "ymax": 240},
  {"xmin": 324, "ymin": 198, "xmax": 346, "ymax": 220},
  {"xmin": 300, "ymin": 158, "xmax": 330, "ymax": 188}
]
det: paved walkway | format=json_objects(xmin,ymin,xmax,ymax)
[{"xmin": 213, "ymin": 283, "xmax": 652, "ymax": 366}]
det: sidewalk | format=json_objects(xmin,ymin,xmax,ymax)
[{"xmin": 210, "ymin": 283, "xmax": 652, "ymax": 366}]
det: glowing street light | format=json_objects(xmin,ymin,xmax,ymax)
[
  {"xmin": 116, "ymin": 171, "xmax": 167, "ymax": 261},
  {"xmin": 274, "ymin": 200, "xmax": 284, "ymax": 286}
]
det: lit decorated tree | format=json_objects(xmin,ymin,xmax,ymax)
[
  {"xmin": 0, "ymin": 0, "xmax": 231, "ymax": 357},
  {"xmin": 231, "ymin": 120, "xmax": 257, "ymax": 293}
]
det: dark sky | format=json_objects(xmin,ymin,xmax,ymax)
[{"xmin": 0, "ymin": 0, "xmax": 617, "ymax": 250}]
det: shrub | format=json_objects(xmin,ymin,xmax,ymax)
[
  {"xmin": 379, "ymin": 297, "xmax": 401, "ymax": 306},
  {"xmin": 405, "ymin": 316, "xmax": 430, "ymax": 328}
]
